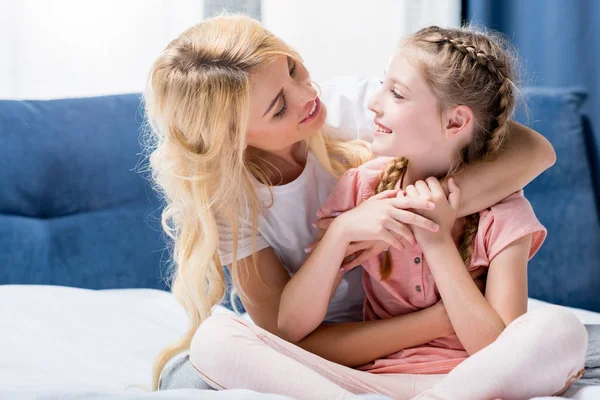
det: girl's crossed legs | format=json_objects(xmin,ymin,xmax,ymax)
[{"xmin": 190, "ymin": 305, "xmax": 587, "ymax": 400}]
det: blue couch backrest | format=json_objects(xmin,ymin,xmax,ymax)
[
  {"xmin": 1, "ymin": 88, "xmax": 599, "ymax": 312},
  {"xmin": 515, "ymin": 87, "xmax": 600, "ymax": 312},
  {"xmin": 0, "ymin": 94, "xmax": 168, "ymax": 290}
]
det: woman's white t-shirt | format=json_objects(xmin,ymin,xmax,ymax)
[{"xmin": 217, "ymin": 76, "xmax": 379, "ymax": 323}]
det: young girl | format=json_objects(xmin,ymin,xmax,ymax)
[
  {"xmin": 278, "ymin": 26, "xmax": 587, "ymax": 397},
  {"xmin": 308, "ymin": 23, "xmax": 553, "ymax": 371},
  {"xmin": 189, "ymin": 26, "xmax": 586, "ymax": 399}
]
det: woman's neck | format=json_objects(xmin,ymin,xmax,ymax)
[{"xmin": 250, "ymin": 141, "xmax": 308, "ymax": 185}]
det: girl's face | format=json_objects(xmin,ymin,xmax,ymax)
[
  {"xmin": 368, "ymin": 51, "xmax": 446, "ymax": 159},
  {"xmin": 246, "ymin": 56, "xmax": 327, "ymax": 153}
]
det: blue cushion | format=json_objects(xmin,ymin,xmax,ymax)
[
  {"xmin": 0, "ymin": 94, "xmax": 168, "ymax": 290},
  {"xmin": 516, "ymin": 87, "xmax": 600, "ymax": 312}
]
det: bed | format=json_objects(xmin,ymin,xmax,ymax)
[{"xmin": 0, "ymin": 285, "xmax": 598, "ymax": 399}]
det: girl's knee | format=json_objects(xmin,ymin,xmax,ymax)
[
  {"xmin": 530, "ymin": 306, "xmax": 588, "ymax": 362},
  {"xmin": 533, "ymin": 306, "xmax": 587, "ymax": 339}
]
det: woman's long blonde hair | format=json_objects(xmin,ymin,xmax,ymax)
[
  {"xmin": 376, "ymin": 26, "xmax": 518, "ymax": 280},
  {"xmin": 142, "ymin": 15, "xmax": 372, "ymax": 389}
]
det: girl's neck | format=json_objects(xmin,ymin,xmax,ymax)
[{"xmin": 401, "ymin": 158, "xmax": 451, "ymax": 189}]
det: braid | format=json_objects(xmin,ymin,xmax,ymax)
[
  {"xmin": 376, "ymin": 157, "xmax": 408, "ymax": 193},
  {"xmin": 458, "ymin": 213, "xmax": 480, "ymax": 267},
  {"xmin": 443, "ymin": 37, "xmax": 504, "ymax": 82},
  {"xmin": 437, "ymin": 35, "xmax": 514, "ymax": 154},
  {"xmin": 433, "ymin": 34, "xmax": 512, "ymax": 271},
  {"xmin": 375, "ymin": 157, "xmax": 408, "ymax": 280},
  {"xmin": 489, "ymin": 77, "xmax": 513, "ymax": 152}
]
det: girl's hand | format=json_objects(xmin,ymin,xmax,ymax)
[
  {"xmin": 403, "ymin": 177, "xmax": 460, "ymax": 247},
  {"xmin": 317, "ymin": 189, "xmax": 439, "ymax": 252}
]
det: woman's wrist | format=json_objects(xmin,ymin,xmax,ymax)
[{"xmin": 327, "ymin": 215, "xmax": 352, "ymax": 246}]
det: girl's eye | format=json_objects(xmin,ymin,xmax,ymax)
[
  {"xmin": 274, "ymin": 96, "xmax": 287, "ymax": 119},
  {"xmin": 290, "ymin": 62, "xmax": 297, "ymax": 76},
  {"xmin": 391, "ymin": 90, "xmax": 404, "ymax": 100}
]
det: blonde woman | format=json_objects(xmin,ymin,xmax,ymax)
[{"xmin": 144, "ymin": 15, "xmax": 557, "ymax": 392}]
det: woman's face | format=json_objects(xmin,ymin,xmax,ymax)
[{"xmin": 246, "ymin": 56, "xmax": 327, "ymax": 153}]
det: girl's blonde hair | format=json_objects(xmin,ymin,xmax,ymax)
[
  {"xmin": 142, "ymin": 14, "xmax": 371, "ymax": 389},
  {"xmin": 377, "ymin": 26, "xmax": 518, "ymax": 280}
]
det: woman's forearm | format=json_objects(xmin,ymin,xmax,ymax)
[
  {"xmin": 278, "ymin": 221, "xmax": 350, "ymax": 343},
  {"xmin": 297, "ymin": 303, "xmax": 454, "ymax": 366},
  {"xmin": 423, "ymin": 238, "xmax": 505, "ymax": 355},
  {"xmin": 449, "ymin": 121, "xmax": 556, "ymax": 217}
]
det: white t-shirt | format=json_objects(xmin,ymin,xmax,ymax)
[{"xmin": 218, "ymin": 76, "xmax": 380, "ymax": 323}]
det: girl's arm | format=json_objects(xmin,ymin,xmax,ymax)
[
  {"xmin": 422, "ymin": 234, "xmax": 531, "ymax": 354},
  {"xmin": 235, "ymin": 246, "xmax": 454, "ymax": 367},
  {"xmin": 450, "ymin": 121, "xmax": 556, "ymax": 217},
  {"xmin": 409, "ymin": 179, "xmax": 531, "ymax": 355}
]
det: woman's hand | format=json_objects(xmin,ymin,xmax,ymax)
[{"xmin": 403, "ymin": 177, "xmax": 460, "ymax": 247}]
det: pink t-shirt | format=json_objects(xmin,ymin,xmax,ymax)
[{"xmin": 317, "ymin": 157, "xmax": 547, "ymax": 374}]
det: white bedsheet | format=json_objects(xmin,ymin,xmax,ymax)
[{"xmin": 1, "ymin": 285, "xmax": 598, "ymax": 399}]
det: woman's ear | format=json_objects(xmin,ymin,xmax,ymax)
[{"xmin": 444, "ymin": 105, "xmax": 473, "ymax": 138}]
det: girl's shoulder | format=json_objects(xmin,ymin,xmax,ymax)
[
  {"xmin": 479, "ymin": 190, "xmax": 532, "ymax": 220},
  {"xmin": 348, "ymin": 156, "xmax": 396, "ymax": 187},
  {"xmin": 473, "ymin": 190, "xmax": 547, "ymax": 265},
  {"xmin": 317, "ymin": 157, "xmax": 395, "ymax": 219}
]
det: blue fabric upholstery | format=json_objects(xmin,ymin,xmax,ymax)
[
  {"xmin": 514, "ymin": 88, "xmax": 600, "ymax": 312},
  {"xmin": 0, "ymin": 94, "xmax": 168, "ymax": 290},
  {"xmin": 1, "ymin": 88, "xmax": 599, "ymax": 312},
  {"xmin": 466, "ymin": 0, "xmax": 600, "ymax": 160}
]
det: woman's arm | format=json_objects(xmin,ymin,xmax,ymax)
[
  {"xmin": 235, "ymin": 247, "xmax": 454, "ymax": 366},
  {"xmin": 450, "ymin": 121, "xmax": 556, "ymax": 217}
]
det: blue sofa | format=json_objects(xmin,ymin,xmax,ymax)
[{"xmin": 1, "ymin": 87, "xmax": 599, "ymax": 312}]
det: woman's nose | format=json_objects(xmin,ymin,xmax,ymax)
[{"xmin": 296, "ymin": 81, "xmax": 318, "ymax": 106}]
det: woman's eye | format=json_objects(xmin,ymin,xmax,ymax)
[{"xmin": 274, "ymin": 97, "xmax": 287, "ymax": 119}]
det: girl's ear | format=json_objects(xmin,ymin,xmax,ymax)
[{"xmin": 444, "ymin": 105, "xmax": 473, "ymax": 138}]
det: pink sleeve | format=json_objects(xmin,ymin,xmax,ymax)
[
  {"xmin": 317, "ymin": 168, "xmax": 375, "ymax": 219},
  {"xmin": 477, "ymin": 191, "xmax": 547, "ymax": 264}
]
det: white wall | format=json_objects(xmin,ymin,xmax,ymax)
[
  {"xmin": 0, "ymin": 0, "xmax": 460, "ymax": 99},
  {"xmin": 0, "ymin": 0, "xmax": 16, "ymax": 97},
  {"xmin": 0, "ymin": 0, "xmax": 205, "ymax": 99},
  {"xmin": 262, "ymin": 0, "xmax": 461, "ymax": 81}
]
